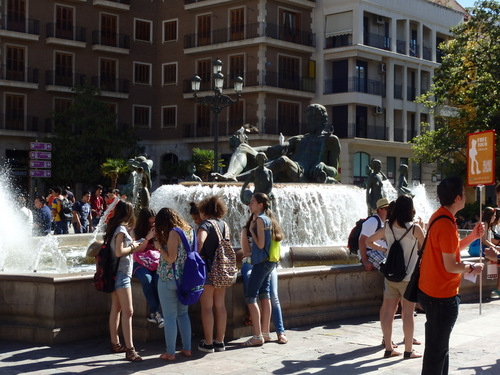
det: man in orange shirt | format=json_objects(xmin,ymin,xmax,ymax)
[{"xmin": 418, "ymin": 177, "xmax": 484, "ymax": 374}]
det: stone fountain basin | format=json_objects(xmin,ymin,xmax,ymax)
[{"xmin": 0, "ymin": 254, "xmax": 493, "ymax": 345}]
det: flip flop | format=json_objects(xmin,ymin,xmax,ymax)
[{"xmin": 404, "ymin": 350, "xmax": 422, "ymax": 359}]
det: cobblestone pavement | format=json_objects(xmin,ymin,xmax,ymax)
[{"xmin": 1, "ymin": 296, "xmax": 499, "ymax": 374}]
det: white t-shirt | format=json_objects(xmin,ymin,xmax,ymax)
[{"xmin": 358, "ymin": 215, "xmax": 386, "ymax": 259}]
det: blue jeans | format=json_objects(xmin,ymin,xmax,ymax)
[
  {"xmin": 158, "ymin": 278, "xmax": 191, "ymax": 355},
  {"xmin": 418, "ymin": 290, "xmax": 460, "ymax": 375},
  {"xmin": 242, "ymin": 262, "xmax": 285, "ymax": 334},
  {"xmin": 245, "ymin": 260, "xmax": 275, "ymax": 304},
  {"xmin": 133, "ymin": 263, "xmax": 160, "ymax": 315},
  {"xmin": 54, "ymin": 220, "xmax": 68, "ymax": 235}
]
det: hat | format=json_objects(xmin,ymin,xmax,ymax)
[{"xmin": 376, "ymin": 198, "xmax": 390, "ymax": 210}]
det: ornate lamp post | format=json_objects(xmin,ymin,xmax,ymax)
[{"xmin": 191, "ymin": 58, "xmax": 243, "ymax": 173}]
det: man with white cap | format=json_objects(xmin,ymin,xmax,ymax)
[{"xmin": 358, "ymin": 198, "xmax": 390, "ymax": 271}]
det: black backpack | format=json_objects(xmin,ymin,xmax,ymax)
[
  {"xmin": 380, "ymin": 225, "xmax": 415, "ymax": 282},
  {"xmin": 347, "ymin": 215, "xmax": 382, "ymax": 255},
  {"xmin": 93, "ymin": 241, "xmax": 120, "ymax": 293},
  {"xmin": 58, "ymin": 198, "xmax": 73, "ymax": 221}
]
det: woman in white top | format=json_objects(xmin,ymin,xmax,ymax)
[{"xmin": 366, "ymin": 195, "xmax": 425, "ymax": 359}]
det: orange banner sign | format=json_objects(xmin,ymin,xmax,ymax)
[{"xmin": 467, "ymin": 130, "xmax": 496, "ymax": 186}]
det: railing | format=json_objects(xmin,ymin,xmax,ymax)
[
  {"xmin": 394, "ymin": 84, "xmax": 403, "ymax": 99},
  {"xmin": 45, "ymin": 70, "xmax": 86, "ymax": 87},
  {"xmin": 92, "ymin": 30, "xmax": 130, "ymax": 49},
  {"xmin": 325, "ymin": 34, "xmax": 352, "ymax": 49},
  {"xmin": 0, "ymin": 114, "xmax": 42, "ymax": 132},
  {"xmin": 324, "ymin": 77, "xmax": 384, "ymax": 96},
  {"xmin": 46, "ymin": 23, "xmax": 86, "ymax": 42},
  {"xmin": 184, "ymin": 0, "xmax": 315, "ymax": 3},
  {"xmin": 0, "ymin": 64, "xmax": 39, "ymax": 84},
  {"xmin": 423, "ymin": 46, "xmax": 432, "ymax": 61},
  {"xmin": 91, "ymin": 76, "xmax": 130, "ymax": 93},
  {"xmin": 407, "ymin": 86, "xmax": 416, "ymax": 101},
  {"xmin": 364, "ymin": 32, "xmax": 390, "ymax": 50},
  {"xmin": 396, "ymin": 40, "xmax": 406, "ymax": 54},
  {"xmin": 409, "ymin": 44, "xmax": 419, "ymax": 57},
  {"xmin": 184, "ymin": 22, "xmax": 314, "ymax": 48},
  {"xmin": 2, "ymin": 16, "xmax": 39, "ymax": 35}
]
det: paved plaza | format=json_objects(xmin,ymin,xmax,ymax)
[{"xmin": 1, "ymin": 294, "xmax": 499, "ymax": 374}]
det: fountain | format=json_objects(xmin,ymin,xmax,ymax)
[{"xmin": 2, "ymin": 167, "xmax": 491, "ymax": 345}]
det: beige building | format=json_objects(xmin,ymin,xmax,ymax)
[{"xmin": 0, "ymin": 0, "xmax": 466, "ymax": 192}]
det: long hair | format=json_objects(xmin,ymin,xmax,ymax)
[
  {"xmin": 189, "ymin": 202, "xmax": 199, "ymax": 215},
  {"xmin": 155, "ymin": 207, "xmax": 190, "ymax": 247},
  {"xmin": 134, "ymin": 207, "xmax": 156, "ymax": 239},
  {"xmin": 483, "ymin": 207, "xmax": 496, "ymax": 230},
  {"xmin": 246, "ymin": 193, "xmax": 284, "ymax": 242},
  {"xmin": 388, "ymin": 195, "xmax": 415, "ymax": 228},
  {"xmin": 198, "ymin": 195, "xmax": 227, "ymax": 219},
  {"xmin": 104, "ymin": 200, "xmax": 135, "ymax": 243}
]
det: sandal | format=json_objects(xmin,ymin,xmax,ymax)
[
  {"xmin": 493, "ymin": 288, "xmax": 500, "ymax": 297},
  {"xmin": 110, "ymin": 342, "xmax": 126, "ymax": 353},
  {"xmin": 241, "ymin": 335, "xmax": 264, "ymax": 347},
  {"xmin": 381, "ymin": 338, "xmax": 398, "ymax": 348},
  {"xmin": 262, "ymin": 332, "xmax": 271, "ymax": 343},
  {"xmin": 277, "ymin": 333, "xmax": 288, "ymax": 344},
  {"xmin": 403, "ymin": 337, "xmax": 421, "ymax": 345},
  {"xmin": 159, "ymin": 352, "xmax": 176, "ymax": 361},
  {"xmin": 404, "ymin": 350, "xmax": 422, "ymax": 359},
  {"xmin": 125, "ymin": 347, "xmax": 142, "ymax": 362},
  {"xmin": 181, "ymin": 350, "xmax": 192, "ymax": 357},
  {"xmin": 384, "ymin": 349, "xmax": 402, "ymax": 358}
]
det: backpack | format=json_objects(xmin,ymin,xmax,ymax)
[
  {"xmin": 171, "ymin": 227, "xmax": 206, "ymax": 305},
  {"xmin": 380, "ymin": 225, "xmax": 415, "ymax": 282},
  {"xmin": 208, "ymin": 219, "xmax": 238, "ymax": 288},
  {"xmin": 93, "ymin": 241, "xmax": 120, "ymax": 293},
  {"xmin": 58, "ymin": 198, "xmax": 73, "ymax": 221},
  {"xmin": 347, "ymin": 215, "xmax": 382, "ymax": 255}
]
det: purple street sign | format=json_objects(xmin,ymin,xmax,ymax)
[
  {"xmin": 30, "ymin": 151, "xmax": 52, "ymax": 160},
  {"xmin": 30, "ymin": 160, "xmax": 52, "ymax": 169},
  {"xmin": 30, "ymin": 142, "xmax": 52, "ymax": 151},
  {"xmin": 30, "ymin": 170, "xmax": 52, "ymax": 178}
]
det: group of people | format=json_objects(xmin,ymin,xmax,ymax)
[
  {"xmin": 359, "ymin": 177, "xmax": 487, "ymax": 374},
  {"xmin": 105, "ymin": 192, "xmax": 287, "ymax": 363},
  {"xmin": 29, "ymin": 185, "xmax": 121, "ymax": 236}
]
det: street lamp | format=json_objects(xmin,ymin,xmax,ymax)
[{"xmin": 191, "ymin": 58, "xmax": 243, "ymax": 173}]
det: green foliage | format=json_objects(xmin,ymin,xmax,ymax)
[
  {"xmin": 191, "ymin": 148, "xmax": 214, "ymax": 181},
  {"xmin": 412, "ymin": 0, "xmax": 500, "ymax": 179},
  {"xmin": 47, "ymin": 84, "xmax": 139, "ymax": 187},
  {"xmin": 101, "ymin": 158, "xmax": 129, "ymax": 189}
]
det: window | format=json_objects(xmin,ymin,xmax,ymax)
[
  {"xmin": 135, "ymin": 19, "xmax": 152, "ymax": 42},
  {"xmin": 55, "ymin": 52, "xmax": 73, "ymax": 86},
  {"xmin": 278, "ymin": 55, "xmax": 300, "ymax": 90},
  {"xmin": 229, "ymin": 54, "xmax": 244, "ymax": 82},
  {"xmin": 162, "ymin": 106, "xmax": 176, "ymax": 128},
  {"xmin": 6, "ymin": 94, "xmax": 25, "ymax": 131},
  {"xmin": 196, "ymin": 104, "xmax": 211, "ymax": 137},
  {"xmin": 101, "ymin": 13, "xmax": 117, "ymax": 46},
  {"xmin": 228, "ymin": 100, "xmax": 244, "ymax": 134},
  {"xmin": 134, "ymin": 62, "xmax": 151, "ymax": 85},
  {"xmin": 6, "ymin": 45, "xmax": 25, "ymax": 81},
  {"xmin": 197, "ymin": 14, "xmax": 211, "ymax": 46},
  {"xmin": 280, "ymin": 9, "xmax": 301, "ymax": 42},
  {"xmin": 163, "ymin": 20, "xmax": 177, "ymax": 42},
  {"xmin": 134, "ymin": 106, "xmax": 150, "ymax": 128},
  {"xmin": 278, "ymin": 101, "xmax": 299, "ymax": 134},
  {"xmin": 100, "ymin": 58, "xmax": 117, "ymax": 91},
  {"xmin": 54, "ymin": 98, "xmax": 72, "ymax": 130},
  {"xmin": 355, "ymin": 60, "xmax": 367, "ymax": 93},
  {"xmin": 197, "ymin": 59, "xmax": 211, "ymax": 89},
  {"xmin": 162, "ymin": 63, "xmax": 177, "ymax": 85},
  {"xmin": 230, "ymin": 8, "xmax": 244, "ymax": 41},
  {"xmin": 386, "ymin": 156, "xmax": 396, "ymax": 184},
  {"xmin": 353, "ymin": 152, "xmax": 370, "ymax": 186},
  {"xmin": 55, "ymin": 5, "xmax": 74, "ymax": 40},
  {"xmin": 7, "ymin": 0, "xmax": 26, "ymax": 32},
  {"xmin": 411, "ymin": 160, "xmax": 421, "ymax": 182}
]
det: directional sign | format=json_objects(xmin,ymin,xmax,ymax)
[
  {"xmin": 30, "ymin": 160, "xmax": 52, "ymax": 169},
  {"xmin": 30, "ymin": 170, "xmax": 52, "ymax": 178},
  {"xmin": 467, "ymin": 130, "xmax": 496, "ymax": 186},
  {"xmin": 30, "ymin": 142, "xmax": 52, "ymax": 151},
  {"xmin": 30, "ymin": 151, "xmax": 52, "ymax": 160}
]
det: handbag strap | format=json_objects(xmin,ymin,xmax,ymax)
[
  {"xmin": 170, "ymin": 227, "xmax": 197, "ymax": 287},
  {"xmin": 417, "ymin": 214, "xmax": 455, "ymax": 261}
]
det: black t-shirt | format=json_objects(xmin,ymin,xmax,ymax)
[{"xmin": 199, "ymin": 218, "xmax": 226, "ymax": 271}]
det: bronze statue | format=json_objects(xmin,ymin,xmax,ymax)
[
  {"xmin": 365, "ymin": 159, "xmax": 386, "ymax": 214},
  {"xmin": 185, "ymin": 163, "xmax": 202, "ymax": 182},
  {"xmin": 397, "ymin": 164, "xmax": 412, "ymax": 196},
  {"xmin": 214, "ymin": 104, "xmax": 341, "ymax": 184},
  {"xmin": 123, "ymin": 156, "xmax": 153, "ymax": 215},
  {"xmin": 240, "ymin": 152, "xmax": 273, "ymax": 205}
]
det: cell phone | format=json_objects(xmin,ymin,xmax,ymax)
[{"xmin": 137, "ymin": 238, "xmax": 145, "ymax": 243}]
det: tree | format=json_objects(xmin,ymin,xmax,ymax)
[
  {"xmin": 101, "ymin": 158, "xmax": 129, "ymax": 189},
  {"xmin": 412, "ymin": 0, "xmax": 500, "ymax": 178},
  {"xmin": 48, "ymin": 84, "xmax": 139, "ymax": 187},
  {"xmin": 191, "ymin": 148, "xmax": 222, "ymax": 181}
]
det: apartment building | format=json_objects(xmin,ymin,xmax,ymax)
[{"xmin": 0, "ymin": 0, "xmax": 465, "ymax": 192}]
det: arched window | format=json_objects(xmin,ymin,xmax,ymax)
[{"xmin": 353, "ymin": 151, "xmax": 370, "ymax": 187}]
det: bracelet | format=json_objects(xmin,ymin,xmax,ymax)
[
  {"xmin": 469, "ymin": 264, "xmax": 475, "ymax": 273},
  {"xmin": 130, "ymin": 243, "xmax": 136, "ymax": 253}
]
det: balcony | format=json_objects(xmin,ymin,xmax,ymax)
[
  {"xmin": 324, "ymin": 77, "xmax": 385, "ymax": 96},
  {"xmin": 184, "ymin": 0, "xmax": 315, "ymax": 7},
  {"xmin": 45, "ymin": 70, "xmax": 86, "ymax": 89},
  {"xmin": 92, "ymin": 31, "xmax": 130, "ymax": 54},
  {"xmin": 93, "ymin": 0, "xmax": 130, "ymax": 11},
  {"xmin": 325, "ymin": 34, "xmax": 352, "ymax": 49},
  {"xmin": 394, "ymin": 84, "xmax": 403, "ymax": 99},
  {"xmin": 364, "ymin": 33, "xmax": 390, "ymax": 50},
  {"xmin": 183, "ymin": 70, "xmax": 315, "ymax": 94},
  {"xmin": 91, "ymin": 76, "xmax": 130, "ymax": 95},
  {"xmin": 0, "ymin": 64, "xmax": 39, "ymax": 87},
  {"xmin": 0, "ymin": 114, "xmax": 44, "ymax": 132},
  {"xmin": 0, "ymin": 17, "xmax": 40, "ymax": 41},
  {"xmin": 397, "ymin": 40, "xmax": 406, "ymax": 54},
  {"xmin": 184, "ymin": 22, "xmax": 314, "ymax": 49},
  {"xmin": 46, "ymin": 23, "xmax": 87, "ymax": 48},
  {"xmin": 423, "ymin": 45, "xmax": 432, "ymax": 61}
]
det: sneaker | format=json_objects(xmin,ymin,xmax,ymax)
[
  {"xmin": 213, "ymin": 340, "xmax": 225, "ymax": 352},
  {"xmin": 198, "ymin": 339, "xmax": 214, "ymax": 353},
  {"xmin": 148, "ymin": 312, "xmax": 164, "ymax": 329}
]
